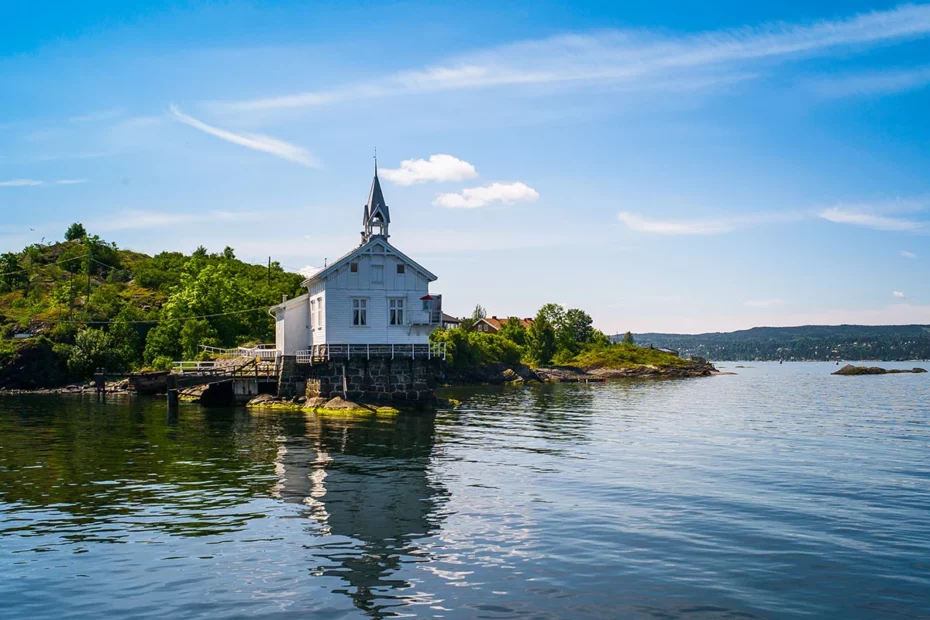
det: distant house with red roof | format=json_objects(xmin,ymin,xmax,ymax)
[{"xmin": 471, "ymin": 316, "xmax": 534, "ymax": 334}]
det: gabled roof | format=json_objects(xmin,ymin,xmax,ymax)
[
  {"xmin": 477, "ymin": 316, "xmax": 534, "ymax": 331},
  {"xmin": 302, "ymin": 237, "xmax": 437, "ymax": 286}
]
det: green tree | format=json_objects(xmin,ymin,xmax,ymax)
[
  {"xmin": 64, "ymin": 222, "xmax": 87, "ymax": 241},
  {"xmin": 525, "ymin": 310, "xmax": 556, "ymax": 365},
  {"xmin": 459, "ymin": 303, "xmax": 487, "ymax": 332},
  {"xmin": 499, "ymin": 317, "xmax": 527, "ymax": 347},
  {"xmin": 66, "ymin": 328, "xmax": 113, "ymax": 378},
  {"xmin": 222, "ymin": 246, "xmax": 236, "ymax": 260},
  {"xmin": 563, "ymin": 308, "xmax": 594, "ymax": 344},
  {"xmin": 0, "ymin": 252, "xmax": 26, "ymax": 292},
  {"xmin": 537, "ymin": 303, "xmax": 579, "ymax": 357},
  {"xmin": 622, "ymin": 331, "xmax": 635, "ymax": 345}
]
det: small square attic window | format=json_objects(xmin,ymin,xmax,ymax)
[
  {"xmin": 350, "ymin": 262, "xmax": 358, "ymax": 273},
  {"xmin": 396, "ymin": 264, "xmax": 405, "ymax": 275}
]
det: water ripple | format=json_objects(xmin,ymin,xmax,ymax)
[{"xmin": 1, "ymin": 362, "xmax": 929, "ymax": 618}]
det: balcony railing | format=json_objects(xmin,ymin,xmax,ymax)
[
  {"xmin": 295, "ymin": 342, "xmax": 446, "ymax": 364},
  {"xmin": 408, "ymin": 309, "xmax": 444, "ymax": 325}
]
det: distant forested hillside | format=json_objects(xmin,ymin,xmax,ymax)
[{"xmin": 625, "ymin": 325, "xmax": 930, "ymax": 361}]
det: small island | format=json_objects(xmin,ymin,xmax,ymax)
[{"xmin": 832, "ymin": 364, "xmax": 927, "ymax": 376}]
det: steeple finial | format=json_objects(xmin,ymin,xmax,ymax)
[{"xmin": 373, "ymin": 147, "xmax": 378, "ymax": 176}]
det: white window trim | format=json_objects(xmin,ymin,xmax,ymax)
[
  {"xmin": 389, "ymin": 297, "xmax": 406, "ymax": 326},
  {"xmin": 352, "ymin": 297, "xmax": 369, "ymax": 327}
]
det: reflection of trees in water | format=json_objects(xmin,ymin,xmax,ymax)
[
  {"xmin": 273, "ymin": 411, "xmax": 447, "ymax": 618},
  {"xmin": 0, "ymin": 397, "xmax": 283, "ymax": 539},
  {"xmin": 523, "ymin": 383, "xmax": 595, "ymax": 443}
]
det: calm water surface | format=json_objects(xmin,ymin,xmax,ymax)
[{"xmin": 1, "ymin": 362, "xmax": 929, "ymax": 619}]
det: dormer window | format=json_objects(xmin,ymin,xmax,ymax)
[{"xmin": 396, "ymin": 264, "xmax": 405, "ymax": 275}]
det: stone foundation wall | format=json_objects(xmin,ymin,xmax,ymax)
[
  {"xmin": 277, "ymin": 356, "xmax": 440, "ymax": 405},
  {"xmin": 277, "ymin": 355, "xmax": 307, "ymax": 397}
]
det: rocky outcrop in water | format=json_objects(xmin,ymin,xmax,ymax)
[
  {"xmin": 442, "ymin": 363, "xmax": 542, "ymax": 385},
  {"xmin": 536, "ymin": 359, "xmax": 718, "ymax": 381},
  {"xmin": 832, "ymin": 364, "xmax": 927, "ymax": 376}
]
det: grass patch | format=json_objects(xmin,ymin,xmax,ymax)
[{"xmin": 567, "ymin": 343, "xmax": 690, "ymax": 370}]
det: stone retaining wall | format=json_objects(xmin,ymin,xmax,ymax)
[{"xmin": 277, "ymin": 356, "xmax": 441, "ymax": 405}]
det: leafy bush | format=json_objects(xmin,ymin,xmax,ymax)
[
  {"xmin": 431, "ymin": 328, "xmax": 522, "ymax": 368},
  {"xmin": 64, "ymin": 328, "xmax": 114, "ymax": 378}
]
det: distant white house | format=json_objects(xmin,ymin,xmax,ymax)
[{"xmin": 271, "ymin": 166, "xmax": 444, "ymax": 359}]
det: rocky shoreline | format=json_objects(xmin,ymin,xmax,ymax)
[
  {"xmin": 443, "ymin": 358, "xmax": 719, "ymax": 385},
  {"xmin": 0, "ymin": 359, "xmax": 720, "ymax": 398},
  {"xmin": 0, "ymin": 379, "xmax": 134, "ymax": 396}
]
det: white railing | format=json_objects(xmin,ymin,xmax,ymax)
[
  {"xmin": 173, "ymin": 360, "xmax": 220, "ymax": 374},
  {"xmin": 407, "ymin": 309, "xmax": 445, "ymax": 325},
  {"xmin": 198, "ymin": 344, "xmax": 281, "ymax": 361},
  {"xmin": 295, "ymin": 342, "xmax": 447, "ymax": 364}
]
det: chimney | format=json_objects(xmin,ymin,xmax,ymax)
[{"xmin": 282, "ymin": 295, "xmax": 288, "ymax": 303}]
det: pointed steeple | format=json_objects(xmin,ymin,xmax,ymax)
[{"xmin": 362, "ymin": 160, "xmax": 391, "ymax": 244}]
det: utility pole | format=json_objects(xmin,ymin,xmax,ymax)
[
  {"xmin": 85, "ymin": 247, "xmax": 92, "ymax": 307},
  {"xmin": 69, "ymin": 268, "xmax": 74, "ymax": 322}
]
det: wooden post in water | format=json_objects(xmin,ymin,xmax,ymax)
[
  {"xmin": 94, "ymin": 368, "xmax": 106, "ymax": 400},
  {"xmin": 166, "ymin": 374, "xmax": 179, "ymax": 410}
]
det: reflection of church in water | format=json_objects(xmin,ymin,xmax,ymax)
[{"xmin": 271, "ymin": 412, "xmax": 448, "ymax": 616}]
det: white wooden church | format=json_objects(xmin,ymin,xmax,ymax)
[{"xmin": 271, "ymin": 166, "xmax": 445, "ymax": 361}]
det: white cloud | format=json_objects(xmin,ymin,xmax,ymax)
[
  {"xmin": 744, "ymin": 299, "xmax": 783, "ymax": 308},
  {"xmin": 69, "ymin": 108, "xmax": 126, "ymax": 123},
  {"xmin": 380, "ymin": 154, "xmax": 478, "ymax": 185},
  {"xmin": 0, "ymin": 179, "xmax": 44, "ymax": 187},
  {"xmin": 616, "ymin": 210, "xmax": 805, "ymax": 235},
  {"xmin": 900, "ymin": 250, "xmax": 917, "ymax": 259},
  {"xmin": 819, "ymin": 206, "xmax": 925, "ymax": 231},
  {"xmin": 0, "ymin": 179, "xmax": 86, "ymax": 187},
  {"xmin": 90, "ymin": 209, "xmax": 260, "ymax": 232},
  {"xmin": 807, "ymin": 66, "xmax": 930, "ymax": 98},
  {"xmin": 617, "ymin": 212, "xmax": 738, "ymax": 235},
  {"xmin": 168, "ymin": 104, "xmax": 318, "ymax": 167},
  {"xmin": 218, "ymin": 4, "xmax": 930, "ymax": 112},
  {"xmin": 298, "ymin": 265, "xmax": 322, "ymax": 278},
  {"xmin": 893, "ymin": 291, "xmax": 906, "ymax": 298},
  {"xmin": 433, "ymin": 182, "xmax": 539, "ymax": 208}
]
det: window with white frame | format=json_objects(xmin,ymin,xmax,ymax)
[
  {"xmin": 310, "ymin": 299, "xmax": 316, "ymax": 329},
  {"xmin": 371, "ymin": 264, "xmax": 383, "ymax": 283},
  {"xmin": 352, "ymin": 298, "xmax": 367, "ymax": 326},
  {"xmin": 316, "ymin": 298, "xmax": 323, "ymax": 329},
  {"xmin": 389, "ymin": 298, "xmax": 405, "ymax": 325}
]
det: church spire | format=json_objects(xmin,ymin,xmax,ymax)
[{"xmin": 362, "ymin": 158, "xmax": 390, "ymax": 244}]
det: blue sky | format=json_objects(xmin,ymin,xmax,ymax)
[{"xmin": 2, "ymin": 0, "xmax": 930, "ymax": 333}]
